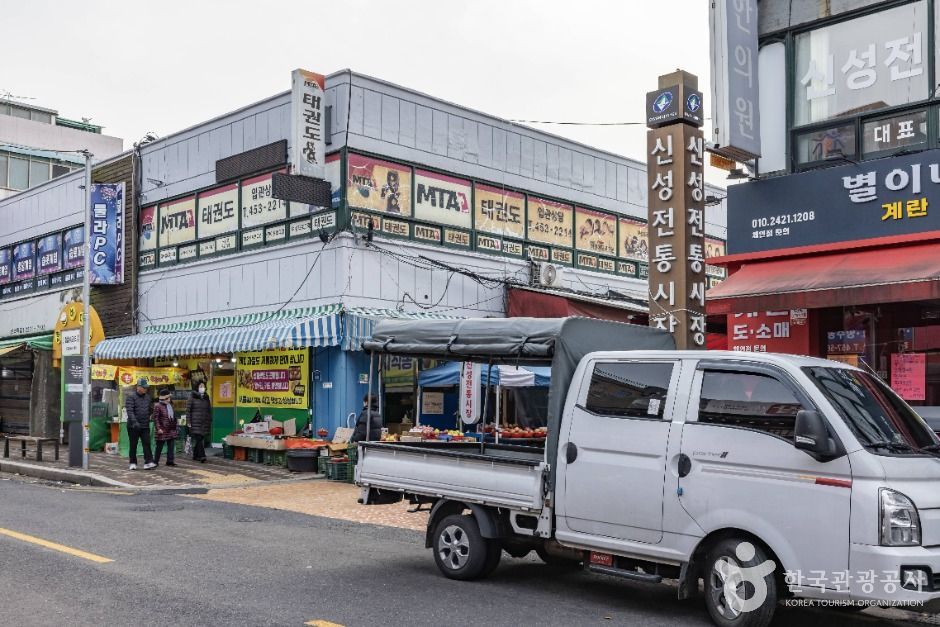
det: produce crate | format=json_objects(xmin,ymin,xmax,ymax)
[
  {"xmin": 347, "ymin": 445, "xmax": 358, "ymax": 464},
  {"xmin": 317, "ymin": 456, "xmax": 330, "ymax": 475},
  {"xmin": 266, "ymin": 450, "xmax": 287, "ymax": 467},
  {"xmin": 233, "ymin": 447, "xmax": 247, "ymax": 461},
  {"xmin": 326, "ymin": 459, "xmax": 355, "ymax": 482},
  {"xmin": 222, "ymin": 442, "xmax": 235, "ymax": 460},
  {"xmin": 247, "ymin": 448, "xmax": 265, "ymax": 463}
]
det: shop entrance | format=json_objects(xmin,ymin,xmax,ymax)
[{"xmin": 0, "ymin": 347, "xmax": 33, "ymax": 434}]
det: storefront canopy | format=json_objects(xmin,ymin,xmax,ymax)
[
  {"xmin": 707, "ymin": 242, "xmax": 940, "ymax": 314},
  {"xmin": 418, "ymin": 361, "xmax": 551, "ymax": 388},
  {"xmin": 0, "ymin": 333, "xmax": 54, "ymax": 353}
]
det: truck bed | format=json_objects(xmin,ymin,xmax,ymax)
[{"xmin": 356, "ymin": 441, "xmax": 548, "ymax": 512}]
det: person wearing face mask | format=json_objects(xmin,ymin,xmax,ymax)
[{"xmin": 186, "ymin": 382, "xmax": 212, "ymax": 462}]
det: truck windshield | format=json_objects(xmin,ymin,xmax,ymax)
[{"xmin": 803, "ymin": 367, "xmax": 938, "ymax": 454}]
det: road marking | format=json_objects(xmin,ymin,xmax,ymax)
[
  {"xmin": 0, "ymin": 527, "xmax": 113, "ymax": 564},
  {"xmin": 305, "ymin": 621, "xmax": 345, "ymax": 627}
]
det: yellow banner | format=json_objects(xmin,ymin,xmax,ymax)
[
  {"xmin": 575, "ymin": 208, "xmax": 617, "ymax": 256},
  {"xmin": 527, "ymin": 197, "xmax": 573, "ymax": 247},
  {"xmin": 117, "ymin": 367, "xmax": 188, "ymax": 388},
  {"xmin": 236, "ymin": 348, "xmax": 308, "ymax": 408},
  {"xmin": 474, "ymin": 184, "xmax": 525, "ymax": 238},
  {"xmin": 619, "ymin": 218, "xmax": 649, "ymax": 261},
  {"xmin": 92, "ymin": 364, "xmax": 118, "ymax": 381}
]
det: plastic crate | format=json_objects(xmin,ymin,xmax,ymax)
[
  {"xmin": 317, "ymin": 456, "xmax": 329, "ymax": 475},
  {"xmin": 247, "ymin": 448, "xmax": 265, "ymax": 463},
  {"xmin": 222, "ymin": 442, "xmax": 235, "ymax": 459},
  {"xmin": 266, "ymin": 450, "xmax": 287, "ymax": 467},
  {"xmin": 326, "ymin": 459, "xmax": 354, "ymax": 482},
  {"xmin": 347, "ymin": 444, "xmax": 358, "ymax": 464}
]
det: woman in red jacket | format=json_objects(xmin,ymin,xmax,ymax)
[{"xmin": 153, "ymin": 389, "xmax": 179, "ymax": 467}]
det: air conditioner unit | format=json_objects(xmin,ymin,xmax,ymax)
[{"xmin": 531, "ymin": 262, "xmax": 563, "ymax": 288}]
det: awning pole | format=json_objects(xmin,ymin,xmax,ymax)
[
  {"xmin": 365, "ymin": 350, "xmax": 375, "ymax": 442},
  {"xmin": 495, "ymin": 383, "xmax": 501, "ymax": 446},
  {"xmin": 480, "ymin": 360, "xmax": 493, "ymax": 454},
  {"xmin": 415, "ymin": 385, "xmax": 422, "ymax": 428}
]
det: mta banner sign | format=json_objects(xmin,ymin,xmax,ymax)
[{"xmin": 89, "ymin": 183, "xmax": 125, "ymax": 285}]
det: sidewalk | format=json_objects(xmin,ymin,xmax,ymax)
[{"xmin": 0, "ymin": 449, "xmax": 312, "ymax": 490}]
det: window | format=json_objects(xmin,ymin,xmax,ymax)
[
  {"xmin": 9, "ymin": 106, "xmax": 30, "ymax": 119},
  {"xmin": 29, "ymin": 160, "xmax": 49, "ymax": 187},
  {"xmin": 862, "ymin": 110, "xmax": 928, "ymax": 157},
  {"xmin": 8, "ymin": 157, "xmax": 28, "ymax": 190},
  {"xmin": 585, "ymin": 362, "xmax": 673, "ymax": 419},
  {"xmin": 697, "ymin": 371, "xmax": 804, "ymax": 438},
  {"xmin": 51, "ymin": 164, "xmax": 71, "ymax": 179},
  {"xmin": 0, "ymin": 154, "xmax": 7, "ymax": 188},
  {"xmin": 793, "ymin": 1, "xmax": 929, "ymax": 126},
  {"xmin": 795, "ymin": 124, "xmax": 856, "ymax": 165},
  {"xmin": 29, "ymin": 110, "xmax": 52, "ymax": 124}
]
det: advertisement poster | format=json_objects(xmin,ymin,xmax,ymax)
[
  {"xmin": 241, "ymin": 173, "xmax": 288, "ymax": 228},
  {"xmin": 527, "ymin": 197, "xmax": 573, "ymax": 247},
  {"xmin": 0, "ymin": 249, "xmax": 11, "ymax": 285},
  {"xmin": 892, "ymin": 353, "xmax": 926, "ymax": 401},
  {"xmin": 117, "ymin": 367, "xmax": 187, "ymax": 388},
  {"xmin": 197, "ymin": 183, "xmax": 238, "ymax": 238},
  {"xmin": 213, "ymin": 374, "xmax": 235, "ymax": 407},
  {"xmin": 13, "ymin": 241, "xmax": 35, "ymax": 281},
  {"xmin": 236, "ymin": 349, "xmax": 309, "ymax": 408},
  {"xmin": 423, "ymin": 391, "xmax": 444, "ymax": 415},
  {"xmin": 346, "ymin": 154, "xmax": 412, "ymax": 216},
  {"xmin": 37, "ymin": 233, "xmax": 62, "ymax": 275},
  {"xmin": 158, "ymin": 196, "xmax": 196, "ymax": 247},
  {"xmin": 139, "ymin": 205, "xmax": 157, "ymax": 251},
  {"xmin": 414, "ymin": 169, "xmax": 472, "ymax": 228},
  {"xmin": 383, "ymin": 355, "xmax": 417, "ymax": 392},
  {"xmin": 729, "ymin": 310, "xmax": 809, "ymax": 353},
  {"xmin": 705, "ymin": 237, "xmax": 727, "ymax": 278},
  {"xmin": 63, "ymin": 226, "xmax": 85, "ymax": 269},
  {"xmin": 290, "ymin": 68, "xmax": 327, "ymax": 180},
  {"xmin": 575, "ymin": 207, "xmax": 617, "ymax": 256},
  {"xmin": 474, "ymin": 184, "xmax": 524, "ymax": 238},
  {"xmin": 619, "ymin": 218, "xmax": 649, "ymax": 261},
  {"xmin": 827, "ymin": 330, "xmax": 867, "ymax": 355},
  {"xmin": 89, "ymin": 183, "xmax": 125, "ymax": 285}
]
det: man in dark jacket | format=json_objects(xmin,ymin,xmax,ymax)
[
  {"xmin": 124, "ymin": 378, "xmax": 155, "ymax": 470},
  {"xmin": 351, "ymin": 394, "xmax": 382, "ymax": 442},
  {"xmin": 186, "ymin": 383, "xmax": 212, "ymax": 462}
]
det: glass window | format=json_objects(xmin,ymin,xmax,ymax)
[
  {"xmin": 698, "ymin": 371, "xmax": 803, "ymax": 438},
  {"xmin": 9, "ymin": 106, "xmax": 30, "ymax": 119},
  {"xmin": 862, "ymin": 110, "xmax": 928, "ymax": 157},
  {"xmin": 793, "ymin": 1, "xmax": 929, "ymax": 126},
  {"xmin": 0, "ymin": 154, "xmax": 7, "ymax": 188},
  {"xmin": 29, "ymin": 110, "xmax": 52, "ymax": 124},
  {"xmin": 795, "ymin": 124, "xmax": 856, "ymax": 164},
  {"xmin": 805, "ymin": 367, "xmax": 937, "ymax": 454},
  {"xmin": 0, "ymin": 103, "xmax": 9, "ymax": 116},
  {"xmin": 8, "ymin": 157, "xmax": 28, "ymax": 190},
  {"xmin": 51, "ymin": 164, "xmax": 71, "ymax": 179},
  {"xmin": 585, "ymin": 362, "xmax": 673, "ymax": 419},
  {"xmin": 29, "ymin": 160, "xmax": 49, "ymax": 187}
]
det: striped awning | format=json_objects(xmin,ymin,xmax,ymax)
[
  {"xmin": 94, "ymin": 306, "xmax": 343, "ymax": 359},
  {"xmin": 343, "ymin": 307, "xmax": 456, "ymax": 351}
]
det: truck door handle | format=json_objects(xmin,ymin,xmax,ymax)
[
  {"xmin": 565, "ymin": 442, "xmax": 578, "ymax": 464},
  {"xmin": 678, "ymin": 454, "xmax": 691, "ymax": 478}
]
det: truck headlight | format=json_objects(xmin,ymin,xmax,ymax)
[{"xmin": 881, "ymin": 489, "xmax": 921, "ymax": 547}]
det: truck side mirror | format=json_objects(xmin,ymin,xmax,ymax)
[{"xmin": 794, "ymin": 410, "xmax": 836, "ymax": 458}]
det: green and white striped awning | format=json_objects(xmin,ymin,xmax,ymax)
[{"xmin": 93, "ymin": 304, "xmax": 457, "ymax": 359}]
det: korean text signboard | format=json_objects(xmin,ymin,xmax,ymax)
[
  {"xmin": 63, "ymin": 227, "xmax": 84, "ymax": 269},
  {"xmin": 474, "ymin": 184, "xmax": 524, "ymax": 238},
  {"xmin": 236, "ymin": 349, "xmax": 309, "ymax": 408},
  {"xmin": 646, "ymin": 70, "xmax": 707, "ymax": 350},
  {"xmin": 241, "ymin": 173, "xmax": 288, "ymax": 228},
  {"xmin": 13, "ymin": 241, "xmax": 35, "ymax": 281},
  {"xmin": 459, "ymin": 362, "xmax": 481, "ymax": 425},
  {"xmin": 891, "ymin": 353, "xmax": 925, "ymax": 401},
  {"xmin": 197, "ymin": 183, "xmax": 238, "ymax": 238},
  {"xmin": 158, "ymin": 196, "xmax": 196, "ymax": 247},
  {"xmin": 347, "ymin": 154, "xmax": 412, "ymax": 216},
  {"xmin": 729, "ymin": 310, "xmax": 809, "ymax": 353},
  {"xmin": 527, "ymin": 197, "xmax": 573, "ymax": 247},
  {"xmin": 414, "ymin": 169, "xmax": 471, "ymax": 228},
  {"xmin": 290, "ymin": 68, "xmax": 327, "ymax": 180},
  {"xmin": 89, "ymin": 183, "xmax": 125, "ymax": 285},
  {"xmin": 37, "ymin": 233, "xmax": 62, "ymax": 275},
  {"xmin": 0, "ymin": 249, "xmax": 9, "ymax": 285},
  {"xmin": 727, "ymin": 149, "xmax": 940, "ymax": 255}
]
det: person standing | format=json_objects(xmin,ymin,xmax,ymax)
[
  {"xmin": 124, "ymin": 379, "xmax": 156, "ymax": 470},
  {"xmin": 351, "ymin": 394, "xmax": 382, "ymax": 442},
  {"xmin": 153, "ymin": 389, "xmax": 179, "ymax": 467},
  {"xmin": 186, "ymin": 383, "xmax": 212, "ymax": 462}
]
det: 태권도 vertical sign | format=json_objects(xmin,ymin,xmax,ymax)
[{"xmin": 290, "ymin": 68, "xmax": 327, "ymax": 180}]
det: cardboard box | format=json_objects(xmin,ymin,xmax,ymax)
[
  {"xmin": 243, "ymin": 422, "xmax": 269, "ymax": 435},
  {"xmin": 332, "ymin": 427, "xmax": 353, "ymax": 444},
  {"xmin": 224, "ymin": 435, "xmax": 286, "ymax": 451}
]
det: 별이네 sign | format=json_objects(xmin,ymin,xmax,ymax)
[
  {"xmin": 236, "ymin": 349, "xmax": 309, "ymax": 408},
  {"xmin": 474, "ymin": 184, "xmax": 524, "ymax": 238},
  {"xmin": 575, "ymin": 207, "xmax": 616, "ymax": 256},
  {"xmin": 414, "ymin": 169, "xmax": 471, "ymax": 228},
  {"xmin": 89, "ymin": 183, "xmax": 125, "ymax": 285},
  {"xmin": 527, "ymin": 197, "xmax": 573, "ymax": 247},
  {"xmin": 241, "ymin": 173, "xmax": 288, "ymax": 228},
  {"xmin": 346, "ymin": 154, "xmax": 412, "ymax": 216},
  {"xmin": 891, "ymin": 352, "xmax": 925, "ymax": 401},
  {"xmin": 158, "ymin": 196, "xmax": 196, "ymax": 247},
  {"xmin": 290, "ymin": 69, "xmax": 327, "ymax": 179},
  {"xmin": 198, "ymin": 184, "xmax": 238, "ymax": 238}
]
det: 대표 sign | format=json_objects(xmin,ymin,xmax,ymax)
[
  {"xmin": 527, "ymin": 197, "xmax": 573, "ymax": 247},
  {"xmin": 290, "ymin": 68, "xmax": 327, "ymax": 180},
  {"xmin": 414, "ymin": 169, "xmax": 472, "ymax": 228},
  {"xmin": 474, "ymin": 184, "xmax": 524, "ymax": 238},
  {"xmin": 158, "ymin": 196, "xmax": 196, "ymax": 247},
  {"xmin": 459, "ymin": 362, "xmax": 481, "ymax": 425},
  {"xmin": 575, "ymin": 207, "xmax": 616, "ymax": 256},
  {"xmin": 236, "ymin": 349, "xmax": 309, "ymax": 408},
  {"xmin": 89, "ymin": 183, "xmax": 125, "ymax": 285},
  {"xmin": 891, "ymin": 352, "xmax": 925, "ymax": 401},
  {"xmin": 241, "ymin": 173, "xmax": 288, "ymax": 228},
  {"xmin": 619, "ymin": 218, "xmax": 649, "ymax": 262},
  {"xmin": 347, "ymin": 154, "xmax": 412, "ymax": 216}
]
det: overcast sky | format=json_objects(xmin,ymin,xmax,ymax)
[{"xmin": 4, "ymin": 0, "xmax": 722, "ymax": 184}]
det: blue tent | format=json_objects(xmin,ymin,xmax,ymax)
[{"xmin": 418, "ymin": 362, "xmax": 551, "ymax": 388}]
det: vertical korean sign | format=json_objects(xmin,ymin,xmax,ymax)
[
  {"xmin": 459, "ymin": 362, "xmax": 481, "ymax": 425},
  {"xmin": 89, "ymin": 183, "xmax": 125, "ymax": 285},
  {"xmin": 290, "ymin": 68, "xmax": 327, "ymax": 180},
  {"xmin": 646, "ymin": 71, "xmax": 706, "ymax": 349}
]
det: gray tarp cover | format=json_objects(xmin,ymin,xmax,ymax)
[{"xmin": 362, "ymin": 317, "xmax": 675, "ymax": 486}]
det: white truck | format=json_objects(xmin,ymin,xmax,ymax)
[{"xmin": 358, "ymin": 318, "xmax": 940, "ymax": 627}]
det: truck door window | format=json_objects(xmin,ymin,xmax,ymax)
[
  {"xmin": 585, "ymin": 362, "xmax": 673, "ymax": 419},
  {"xmin": 698, "ymin": 371, "xmax": 803, "ymax": 439}
]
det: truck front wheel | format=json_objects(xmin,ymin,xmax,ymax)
[
  {"xmin": 703, "ymin": 538, "xmax": 777, "ymax": 627},
  {"xmin": 432, "ymin": 514, "xmax": 493, "ymax": 580}
]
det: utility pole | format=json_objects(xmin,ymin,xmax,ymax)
[{"xmin": 81, "ymin": 150, "xmax": 93, "ymax": 470}]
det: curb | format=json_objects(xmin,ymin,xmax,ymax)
[{"xmin": 0, "ymin": 460, "xmax": 133, "ymax": 488}]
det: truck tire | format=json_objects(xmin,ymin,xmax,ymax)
[
  {"xmin": 502, "ymin": 543, "xmax": 532, "ymax": 559},
  {"xmin": 481, "ymin": 542, "xmax": 502, "ymax": 577},
  {"xmin": 703, "ymin": 538, "xmax": 777, "ymax": 627},
  {"xmin": 432, "ymin": 514, "xmax": 491, "ymax": 580}
]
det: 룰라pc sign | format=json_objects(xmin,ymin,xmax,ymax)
[
  {"xmin": 709, "ymin": 0, "xmax": 761, "ymax": 161},
  {"xmin": 290, "ymin": 69, "xmax": 327, "ymax": 180},
  {"xmin": 414, "ymin": 169, "xmax": 472, "ymax": 228},
  {"xmin": 89, "ymin": 183, "xmax": 125, "ymax": 285},
  {"xmin": 727, "ymin": 149, "xmax": 940, "ymax": 255}
]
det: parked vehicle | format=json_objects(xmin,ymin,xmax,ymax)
[{"xmin": 358, "ymin": 318, "xmax": 940, "ymax": 627}]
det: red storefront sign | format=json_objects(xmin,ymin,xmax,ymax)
[{"xmin": 728, "ymin": 310, "xmax": 810, "ymax": 354}]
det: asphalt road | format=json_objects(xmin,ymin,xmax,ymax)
[{"xmin": 0, "ymin": 474, "xmax": 925, "ymax": 627}]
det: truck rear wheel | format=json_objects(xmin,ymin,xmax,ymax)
[
  {"xmin": 703, "ymin": 538, "xmax": 777, "ymax": 627},
  {"xmin": 432, "ymin": 514, "xmax": 492, "ymax": 580}
]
